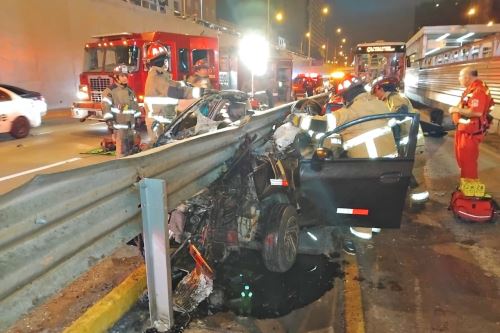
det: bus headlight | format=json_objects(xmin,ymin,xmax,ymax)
[{"xmin": 77, "ymin": 85, "xmax": 89, "ymax": 100}]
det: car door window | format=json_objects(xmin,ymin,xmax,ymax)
[{"xmin": 321, "ymin": 115, "xmax": 415, "ymax": 160}]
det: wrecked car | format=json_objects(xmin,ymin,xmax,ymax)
[
  {"xmin": 168, "ymin": 110, "xmax": 421, "ymax": 273},
  {"xmin": 155, "ymin": 90, "xmax": 251, "ymax": 146}
]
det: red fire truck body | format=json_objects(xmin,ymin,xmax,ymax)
[{"xmin": 72, "ymin": 31, "xmax": 219, "ymax": 121}]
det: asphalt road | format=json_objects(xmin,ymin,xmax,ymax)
[
  {"xmin": 356, "ymin": 133, "xmax": 500, "ymax": 333},
  {"xmin": 0, "ymin": 116, "xmax": 116, "ymax": 195},
  {"xmin": 2, "ymin": 112, "xmax": 500, "ymax": 333}
]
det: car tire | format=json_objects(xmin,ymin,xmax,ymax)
[
  {"xmin": 262, "ymin": 204, "xmax": 299, "ymax": 273},
  {"xmin": 10, "ymin": 116, "xmax": 30, "ymax": 139}
]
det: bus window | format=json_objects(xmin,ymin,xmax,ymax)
[
  {"xmin": 463, "ymin": 48, "xmax": 470, "ymax": 60},
  {"xmin": 471, "ymin": 46, "xmax": 480, "ymax": 59},
  {"xmin": 481, "ymin": 42, "xmax": 492, "ymax": 58},
  {"xmin": 178, "ymin": 48, "xmax": 189, "ymax": 73}
]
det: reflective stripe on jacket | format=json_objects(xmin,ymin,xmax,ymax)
[{"xmin": 329, "ymin": 93, "xmax": 397, "ymax": 158}]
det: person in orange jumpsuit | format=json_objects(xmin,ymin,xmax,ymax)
[{"xmin": 448, "ymin": 67, "xmax": 494, "ymax": 180}]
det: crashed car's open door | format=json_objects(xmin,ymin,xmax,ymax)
[{"xmin": 300, "ymin": 113, "xmax": 420, "ymax": 228}]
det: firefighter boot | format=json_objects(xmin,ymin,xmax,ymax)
[{"xmin": 350, "ymin": 227, "xmax": 372, "ymax": 240}]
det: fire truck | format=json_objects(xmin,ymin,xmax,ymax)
[{"xmin": 71, "ymin": 32, "xmax": 219, "ymax": 122}]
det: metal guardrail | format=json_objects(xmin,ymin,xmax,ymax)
[{"xmin": 0, "ymin": 96, "xmax": 329, "ymax": 330}]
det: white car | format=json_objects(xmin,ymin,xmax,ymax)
[{"xmin": 0, "ymin": 84, "xmax": 47, "ymax": 138}]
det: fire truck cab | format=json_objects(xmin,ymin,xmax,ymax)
[{"xmin": 72, "ymin": 32, "xmax": 219, "ymax": 122}]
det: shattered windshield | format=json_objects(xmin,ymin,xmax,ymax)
[{"xmin": 83, "ymin": 45, "xmax": 140, "ymax": 72}]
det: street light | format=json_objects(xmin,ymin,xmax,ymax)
[
  {"xmin": 342, "ymin": 38, "xmax": 346, "ymax": 43},
  {"xmin": 467, "ymin": 7, "xmax": 476, "ymax": 16},
  {"xmin": 322, "ymin": 44, "xmax": 326, "ymax": 49},
  {"xmin": 322, "ymin": 6, "xmax": 329, "ymax": 15},
  {"xmin": 239, "ymin": 33, "xmax": 270, "ymax": 96},
  {"xmin": 336, "ymin": 28, "xmax": 342, "ymax": 34},
  {"xmin": 305, "ymin": 32, "xmax": 310, "ymax": 38},
  {"xmin": 275, "ymin": 12, "xmax": 283, "ymax": 22},
  {"xmin": 487, "ymin": 21, "xmax": 494, "ymax": 26}
]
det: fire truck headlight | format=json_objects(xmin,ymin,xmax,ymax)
[{"xmin": 77, "ymin": 85, "xmax": 89, "ymax": 100}]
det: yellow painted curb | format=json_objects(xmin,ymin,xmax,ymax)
[
  {"xmin": 344, "ymin": 255, "xmax": 366, "ymax": 333},
  {"xmin": 63, "ymin": 264, "xmax": 147, "ymax": 333}
]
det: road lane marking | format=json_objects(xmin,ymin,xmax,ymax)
[
  {"xmin": 36, "ymin": 131, "xmax": 53, "ymax": 135},
  {"xmin": 344, "ymin": 254, "xmax": 366, "ymax": 333},
  {"xmin": 0, "ymin": 157, "xmax": 82, "ymax": 182}
]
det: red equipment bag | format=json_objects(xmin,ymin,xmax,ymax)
[{"xmin": 449, "ymin": 190, "xmax": 496, "ymax": 223}]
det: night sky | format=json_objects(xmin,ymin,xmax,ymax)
[
  {"xmin": 326, "ymin": 0, "xmax": 424, "ymax": 43},
  {"xmin": 217, "ymin": 0, "xmax": 426, "ymax": 54}
]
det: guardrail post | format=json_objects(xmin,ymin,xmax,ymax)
[{"xmin": 139, "ymin": 178, "xmax": 173, "ymax": 332}]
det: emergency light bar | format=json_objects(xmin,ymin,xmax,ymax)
[{"xmin": 91, "ymin": 32, "xmax": 139, "ymax": 40}]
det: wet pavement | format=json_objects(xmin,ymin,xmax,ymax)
[
  {"xmin": 111, "ymin": 251, "xmax": 344, "ymax": 333},
  {"xmin": 353, "ymin": 133, "xmax": 500, "ymax": 333},
  {"xmin": 112, "ymin": 132, "xmax": 500, "ymax": 333}
]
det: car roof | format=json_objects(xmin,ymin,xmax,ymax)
[{"xmin": 0, "ymin": 84, "xmax": 31, "ymax": 95}]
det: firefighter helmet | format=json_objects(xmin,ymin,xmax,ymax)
[
  {"xmin": 335, "ymin": 74, "xmax": 363, "ymax": 96},
  {"xmin": 193, "ymin": 58, "xmax": 209, "ymax": 71},
  {"xmin": 371, "ymin": 76, "xmax": 400, "ymax": 94},
  {"xmin": 112, "ymin": 64, "xmax": 130, "ymax": 82},
  {"xmin": 336, "ymin": 74, "xmax": 366, "ymax": 105},
  {"xmin": 145, "ymin": 42, "xmax": 170, "ymax": 69}
]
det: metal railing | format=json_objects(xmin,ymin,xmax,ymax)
[{"xmin": 0, "ymin": 96, "xmax": 325, "ymax": 330}]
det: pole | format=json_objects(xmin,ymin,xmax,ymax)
[
  {"xmin": 251, "ymin": 70, "xmax": 255, "ymax": 97},
  {"xmin": 307, "ymin": 0, "xmax": 311, "ymax": 58},
  {"xmin": 325, "ymin": 40, "xmax": 329, "ymax": 63},
  {"xmin": 139, "ymin": 179, "xmax": 173, "ymax": 332},
  {"xmin": 267, "ymin": 0, "xmax": 270, "ymax": 39},
  {"xmin": 200, "ymin": 0, "xmax": 203, "ymax": 20}
]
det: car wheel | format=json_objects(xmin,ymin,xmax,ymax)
[
  {"xmin": 10, "ymin": 116, "xmax": 30, "ymax": 139},
  {"xmin": 262, "ymin": 204, "xmax": 299, "ymax": 273}
]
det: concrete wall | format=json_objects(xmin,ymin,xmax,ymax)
[{"xmin": 0, "ymin": 0, "xmax": 236, "ymax": 109}]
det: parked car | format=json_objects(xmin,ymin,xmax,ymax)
[
  {"xmin": 0, "ymin": 84, "xmax": 47, "ymax": 138},
  {"xmin": 155, "ymin": 90, "xmax": 252, "ymax": 146}
]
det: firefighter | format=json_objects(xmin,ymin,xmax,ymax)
[
  {"xmin": 144, "ymin": 43, "xmax": 211, "ymax": 143},
  {"xmin": 288, "ymin": 75, "xmax": 397, "ymax": 240},
  {"xmin": 372, "ymin": 77, "xmax": 429, "ymax": 204},
  {"xmin": 448, "ymin": 67, "xmax": 494, "ymax": 185},
  {"xmin": 101, "ymin": 64, "xmax": 141, "ymax": 158},
  {"xmin": 371, "ymin": 77, "xmax": 411, "ymax": 113},
  {"xmin": 187, "ymin": 59, "xmax": 212, "ymax": 89}
]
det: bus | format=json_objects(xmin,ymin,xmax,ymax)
[
  {"xmin": 354, "ymin": 41, "xmax": 406, "ymax": 85},
  {"xmin": 404, "ymin": 31, "xmax": 500, "ymax": 129}
]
